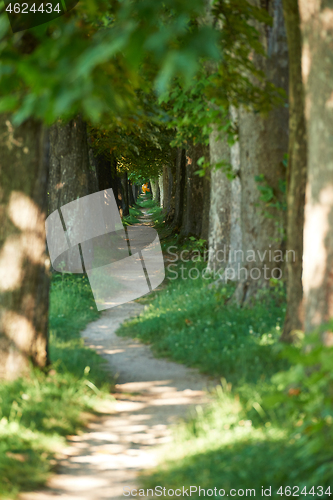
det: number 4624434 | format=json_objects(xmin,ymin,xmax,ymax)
[
  {"xmin": 277, "ymin": 486, "xmax": 331, "ymax": 496},
  {"xmin": 5, "ymin": 3, "xmax": 61, "ymax": 13}
]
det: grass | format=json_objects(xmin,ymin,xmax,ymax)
[
  {"xmin": 0, "ymin": 274, "xmax": 114, "ymax": 499},
  {"xmin": 118, "ymin": 197, "xmax": 333, "ymax": 498},
  {"xmin": 117, "ymin": 260, "xmax": 287, "ymax": 387}
]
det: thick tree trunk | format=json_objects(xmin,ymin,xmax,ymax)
[
  {"xmin": 201, "ymin": 169, "xmax": 211, "ymax": 241},
  {"xmin": 207, "ymin": 110, "xmax": 242, "ymax": 282},
  {"xmin": 233, "ymin": 0, "xmax": 289, "ymax": 303},
  {"xmin": 128, "ymin": 179, "xmax": 135, "ymax": 206},
  {"xmin": 134, "ymin": 184, "xmax": 139, "ymax": 202},
  {"xmin": 94, "ymin": 153, "xmax": 123, "ymax": 213},
  {"xmin": 299, "ymin": 1, "xmax": 333, "ymax": 340},
  {"xmin": 0, "ymin": 116, "xmax": 50, "ymax": 380},
  {"xmin": 172, "ymin": 149, "xmax": 187, "ymax": 233},
  {"xmin": 158, "ymin": 174, "xmax": 164, "ymax": 208},
  {"xmin": 280, "ymin": 0, "xmax": 307, "ymax": 342},
  {"xmin": 207, "ymin": 128, "xmax": 231, "ymax": 275},
  {"xmin": 48, "ymin": 116, "xmax": 93, "ymax": 214},
  {"xmin": 150, "ymin": 177, "xmax": 160, "ymax": 204},
  {"xmin": 121, "ymin": 172, "xmax": 130, "ymax": 217},
  {"xmin": 180, "ymin": 143, "xmax": 209, "ymax": 238},
  {"xmin": 165, "ymin": 154, "xmax": 177, "ymax": 225},
  {"xmin": 88, "ymin": 148, "xmax": 99, "ymax": 194},
  {"xmin": 162, "ymin": 165, "xmax": 170, "ymax": 212}
]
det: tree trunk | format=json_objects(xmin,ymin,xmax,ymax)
[
  {"xmin": 121, "ymin": 172, "xmax": 130, "ymax": 217},
  {"xmin": 158, "ymin": 173, "xmax": 164, "ymax": 208},
  {"xmin": 233, "ymin": 0, "xmax": 289, "ymax": 303},
  {"xmin": 200, "ymin": 168, "xmax": 211, "ymax": 242},
  {"xmin": 162, "ymin": 165, "xmax": 169, "ymax": 212},
  {"xmin": 94, "ymin": 153, "xmax": 120, "ymax": 210},
  {"xmin": 128, "ymin": 179, "xmax": 135, "ymax": 206},
  {"xmin": 299, "ymin": 0, "xmax": 333, "ymax": 339},
  {"xmin": 150, "ymin": 177, "xmax": 160, "ymax": 204},
  {"xmin": 0, "ymin": 116, "xmax": 50, "ymax": 380},
  {"xmin": 48, "ymin": 116, "xmax": 93, "ymax": 214},
  {"xmin": 207, "ymin": 128, "xmax": 231, "ymax": 275},
  {"xmin": 165, "ymin": 154, "xmax": 177, "ymax": 225},
  {"xmin": 180, "ymin": 143, "xmax": 209, "ymax": 238},
  {"xmin": 88, "ymin": 148, "xmax": 99, "ymax": 194},
  {"xmin": 280, "ymin": 0, "xmax": 307, "ymax": 342}
]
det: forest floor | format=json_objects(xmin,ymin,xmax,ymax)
[{"xmin": 19, "ymin": 204, "xmax": 216, "ymax": 500}]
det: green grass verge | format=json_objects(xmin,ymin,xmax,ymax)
[
  {"xmin": 117, "ymin": 219, "xmax": 333, "ymax": 498},
  {"xmin": 117, "ymin": 260, "xmax": 286, "ymax": 387},
  {"xmin": 0, "ymin": 274, "xmax": 113, "ymax": 499}
]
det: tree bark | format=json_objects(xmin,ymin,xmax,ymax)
[
  {"xmin": 121, "ymin": 172, "xmax": 130, "ymax": 217},
  {"xmin": 201, "ymin": 168, "xmax": 211, "ymax": 241},
  {"xmin": 207, "ymin": 128, "xmax": 231, "ymax": 274},
  {"xmin": 165, "ymin": 154, "xmax": 177, "ymax": 225},
  {"xmin": 162, "ymin": 165, "xmax": 170, "ymax": 212},
  {"xmin": 233, "ymin": 0, "xmax": 289, "ymax": 303},
  {"xmin": 128, "ymin": 179, "xmax": 135, "ymax": 206},
  {"xmin": 180, "ymin": 143, "xmax": 209, "ymax": 238},
  {"xmin": 280, "ymin": 0, "xmax": 307, "ymax": 342},
  {"xmin": 172, "ymin": 148, "xmax": 187, "ymax": 233},
  {"xmin": 299, "ymin": 0, "xmax": 333, "ymax": 340},
  {"xmin": 150, "ymin": 177, "xmax": 160, "ymax": 204},
  {"xmin": 0, "ymin": 116, "xmax": 50, "ymax": 380},
  {"xmin": 158, "ymin": 173, "xmax": 164, "ymax": 208}
]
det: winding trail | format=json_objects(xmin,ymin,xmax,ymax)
[{"xmin": 20, "ymin": 204, "xmax": 215, "ymax": 500}]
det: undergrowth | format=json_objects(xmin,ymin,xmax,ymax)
[
  {"xmin": 0, "ymin": 274, "xmax": 113, "ymax": 499},
  {"xmin": 118, "ymin": 197, "xmax": 333, "ymax": 498}
]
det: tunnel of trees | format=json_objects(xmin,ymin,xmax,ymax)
[{"xmin": 1, "ymin": 0, "xmax": 332, "ymax": 377}]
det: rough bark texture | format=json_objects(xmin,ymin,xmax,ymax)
[
  {"xmin": 233, "ymin": 0, "xmax": 289, "ymax": 303},
  {"xmin": 207, "ymin": 127, "xmax": 231, "ymax": 274},
  {"xmin": 165, "ymin": 154, "xmax": 177, "ymax": 225},
  {"xmin": 180, "ymin": 143, "xmax": 209, "ymax": 238},
  {"xmin": 201, "ymin": 168, "xmax": 211, "ymax": 241},
  {"xmin": 162, "ymin": 165, "xmax": 171, "ymax": 214},
  {"xmin": 299, "ymin": 0, "xmax": 333, "ymax": 339},
  {"xmin": 48, "ymin": 116, "xmax": 93, "ymax": 214},
  {"xmin": 158, "ymin": 174, "xmax": 164, "ymax": 208},
  {"xmin": 0, "ymin": 116, "xmax": 50, "ymax": 380},
  {"xmin": 280, "ymin": 0, "xmax": 307, "ymax": 342},
  {"xmin": 128, "ymin": 180, "xmax": 135, "ymax": 206},
  {"xmin": 172, "ymin": 149, "xmax": 187, "ymax": 233},
  {"xmin": 121, "ymin": 172, "xmax": 130, "ymax": 217}
]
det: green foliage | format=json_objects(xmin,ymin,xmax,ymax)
[
  {"xmin": 254, "ymin": 172, "xmax": 287, "ymax": 241},
  {"xmin": 0, "ymin": 0, "xmax": 220, "ymax": 125},
  {"xmin": 117, "ymin": 259, "xmax": 286, "ymax": 386},
  {"xmin": 0, "ymin": 274, "xmax": 114, "ymax": 498},
  {"xmin": 125, "ymin": 254, "xmax": 333, "ymax": 498},
  {"xmin": 264, "ymin": 332, "xmax": 333, "ymax": 488}
]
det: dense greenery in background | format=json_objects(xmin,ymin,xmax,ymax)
[{"xmin": 0, "ymin": 275, "xmax": 112, "ymax": 499}]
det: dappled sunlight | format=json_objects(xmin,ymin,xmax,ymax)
[
  {"xmin": 303, "ymin": 185, "xmax": 333, "ymax": 292},
  {"xmin": 2, "ymin": 310, "xmax": 35, "ymax": 352},
  {"xmin": 0, "ymin": 235, "xmax": 24, "ymax": 291},
  {"xmin": 8, "ymin": 191, "xmax": 43, "ymax": 233},
  {"xmin": 0, "ymin": 192, "xmax": 46, "ymax": 292}
]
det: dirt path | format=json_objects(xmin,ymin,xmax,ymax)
[
  {"xmin": 20, "ymin": 202, "xmax": 214, "ymax": 499},
  {"xmin": 20, "ymin": 304, "xmax": 214, "ymax": 500}
]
